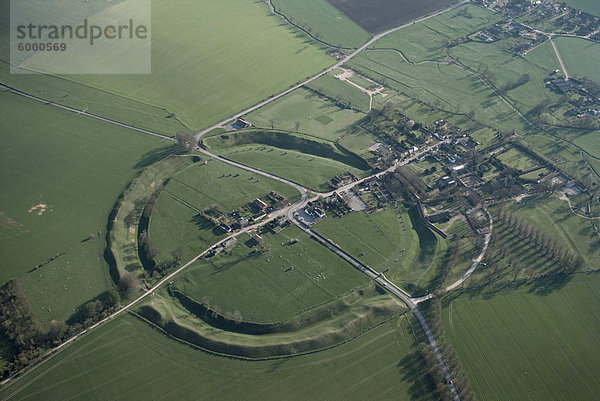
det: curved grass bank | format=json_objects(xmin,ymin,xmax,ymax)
[
  {"xmin": 169, "ymin": 283, "xmax": 383, "ymax": 335},
  {"xmin": 137, "ymin": 293, "xmax": 405, "ymax": 359},
  {"xmin": 205, "ymin": 129, "xmax": 371, "ymax": 171}
]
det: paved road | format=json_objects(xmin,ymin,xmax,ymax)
[
  {"xmin": 0, "ymin": 84, "xmax": 175, "ymax": 142},
  {"xmin": 293, "ymin": 219, "xmax": 460, "ymax": 401},
  {"xmin": 550, "ymin": 38, "xmax": 569, "ymax": 79},
  {"xmin": 1, "ymin": 3, "xmax": 472, "ymax": 396},
  {"xmin": 193, "ymin": 0, "xmax": 470, "ymax": 141}
]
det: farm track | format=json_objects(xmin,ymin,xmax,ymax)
[{"xmin": 1, "ymin": 3, "xmax": 490, "ymax": 399}]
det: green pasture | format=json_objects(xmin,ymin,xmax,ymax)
[
  {"xmin": 0, "ymin": 313, "xmax": 438, "ymax": 401},
  {"xmin": 338, "ymin": 130, "xmax": 380, "ymax": 158},
  {"xmin": 306, "ymin": 71, "xmax": 372, "ymax": 112},
  {"xmin": 314, "ymin": 206, "xmax": 441, "ymax": 290},
  {"xmin": 0, "ymin": 91, "xmax": 168, "ymax": 322},
  {"xmin": 451, "ymin": 39, "xmax": 560, "ymax": 115},
  {"xmin": 271, "ymin": 0, "xmax": 371, "ymax": 48},
  {"xmin": 348, "ymin": 52, "xmax": 526, "ymax": 133},
  {"xmin": 521, "ymin": 132, "xmax": 598, "ymax": 189},
  {"xmin": 444, "ymin": 273, "xmax": 600, "ymax": 401},
  {"xmin": 562, "ymin": 0, "xmax": 600, "ymax": 16},
  {"xmin": 554, "ymin": 37, "xmax": 600, "ymax": 84},
  {"xmin": 369, "ymin": 4, "xmax": 502, "ymax": 63},
  {"xmin": 510, "ymin": 195, "xmax": 600, "ymax": 268},
  {"xmin": 150, "ymin": 157, "xmax": 300, "ymax": 265},
  {"xmin": 496, "ymin": 147, "xmax": 543, "ymax": 172},
  {"xmin": 0, "ymin": 0, "xmax": 332, "ymax": 130},
  {"xmin": 172, "ymin": 226, "xmax": 369, "ymax": 324},
  {"xmin": 245, "ymin": 88, "xmax": 365, "ymax": 142},
  {"xmin": 206, "ymin": 136, "xmax": 371, "ymax": 191}
]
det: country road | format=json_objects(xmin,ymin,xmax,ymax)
[
  {"xmin": 193, "ymin": 0, "xmax": 470, "ymax": 141},
  {"xmin": 1, "ymin": 2, "xmax": 476, "ymax": 397}
]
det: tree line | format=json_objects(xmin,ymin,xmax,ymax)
[{"xmin": 0, "ymin": 279, "xmax": 121, "ymax": 379}]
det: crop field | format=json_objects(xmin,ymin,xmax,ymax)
[
  {"xmin": 443, "ymin": 273, "xmax": 600, "ymax": 401},
  {"xmin": 348, "ymin": 52, "xmax": 526, "ymax": 133},
  {"xmin": 369, "ymin": 4, "xmax": 502, "ymax": 62},
  {"xmin": 150, "ymin": 157, "xmax": 300, "ymax": 265},
  {"xmin": 562, "ymin": 0, "xmax": 600, "ymax": 16},
  {"xmin": 306, "ymin": 71, "xmax": 372, "ymax": 112},
  {"xmin": 171, "ymin": 226, "xmax": 369, "ymax": 323},
  {"xmin": 0, "ymin": 91, "xmax": 168, "ymax": 323},
  {"xmin": 451, "ymin": 39, "xmax": 561, "ymax": 115},
  {"xmin": 314, "ymin": 206, "xmax": 441, "ymax": 290},
  {"xmin": 327, "ymin": 0, "xmax": 458, "ymax": 34},
  {"xmin": 245, "ymin": 88, "xmax": 365, "ymax": 142},
  {"xmin": 509, "ymin": 196, "xmax": 600, "ymax": 268},
  {"xmin": 554, "ymin": 37, "xmax": 600, "ymax": 84},
  {"xmin": 271, "ymin": 0, "xmax": 371, "ymax": 48},
  {"xmin": 0, "ymin": 0, "xmax": 332, "ymax": 130},
  {"xmin": 0, "ymin": 313, "xmax": 438, "ymax": 401},
  {"xmin": 496, "ymin": 147, "xmax": 543, "ymax": 172}
]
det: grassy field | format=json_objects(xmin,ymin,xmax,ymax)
[
  {"xmin": 554, "ymin": 37, "xmax": 600, "ymax": 84},
  {"xmin": 306, "ymin": 71, "xmax": 372, "ymax": 112},
  {"xmin": 314, "ymin": 206, "xmax": 442, "ymax": 290},
  {"xmin": 369, "ymin": 4, "xmax": 502, "ymax": 62},
  {"xmin": 245, "ymin": 88, "xmax": 365, "ymax": 142},
  {"xmin": 452, "ymin": 39, "xmax": 561, "ymax": 116},
  {"xmin": 0, "ymin": 313, "xmax": 438, "ymax": 401},
  {"xmin": 271, "ymin": 0, "xmax": 371, "ymax": 48},
  {"xmin": 509, "ymin": 195, "xmax": 600, "ymax": 269},
  {"xmin": 0, "ymin": 91, "xmax": 168, "ymax": 323},
  {"xmin": 562, "ymin": 0, "xmax": 600, "ymax": 16},
  {"xmin": 0, "ymin": 0, "xmax": 332, "ymax": 130},
  {"xmin": 496, "ymin": 147, "xmax": 543, "ymax": 172},
  {"xmin": 349, "ymin": 52, "xmax": 526, "ymax": 133},
  {"xmin": 521, "ymin": 132, "xmax": 598, "ymax": 190},
  {"xmin": 150, "ymin": 157, "xmax": 300, "ymax": 265},
  {"xmin": 328, "ymin": 0, "xmax": 458, "ymax": 33},
  {"xmin": 216, "ymin": 146, "xmax": 369, "ymax": 191},
  {"xmin": 171, "ymin": 225, "xmax": 369, "ymax": 323},
  {"xmin": 443, "ymin": 273, "xmax": 600, "ymax": 401}
]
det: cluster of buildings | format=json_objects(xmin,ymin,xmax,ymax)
[{"xmin": 215, "ymin": 191, "xmax": 288, "ymax": 233}]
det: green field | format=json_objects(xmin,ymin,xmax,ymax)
[
  {"xmin": 554, "ymin": 37, "xmax": 600, "ymax": 84},
  {"xmin": 444, "ymin": 273, "xmax": 600, "ymax": 401},
  {"xmin": 271, "ymin": 0, "xmax": 371, "ymax": 48},
  {"xmin": 314, "ymin": 206, "xmax": 442, "ymax": 290},
  {"xmin": 562, "ymin": 0, "xmax": 600, "ymax": 16},
  {"xmin": 369, "ymin": 4, "xmax": 502, "ymax": 63},
  {"xmin": 306, "ymin": 71, "xmax": 372, "ymax": 112},
  {"xmin": 349, "ymin": 52, "xmax": 526, "ymax": 133},
  {"xmin": 204, "ymin": 130, "xmax": 371, "ymax": 191},
  {"xmin": 496, "ymin": 148, "xmax": 543, "ymax": 172},
  {"xmin": 0, "ymin": 91, "xmax": 168, "ymax": 323},
  {"xmin": 218, "ymin": 146, "xmax": 369, "ymax": 191},
  {"xmin": 0, "ymin": 313, "xmax": 438, "ymax": 401},
  {"xmin": 510, "ymin": 196, "xmax": 600, "ymax": 268},
  {"xmin": 150, "ymin": 157, "xmax": 301, "ymax": 266},
  {"xmin": 0, "ymin": 0, "xmax": 332, "ymax": 130},
  {"xmin": 171, "ymin": 225, "xmax": 369, "ymax": 323},
  {"xmin": 245, "ymin": 88, "xmax": 365, "ymax": 142}
]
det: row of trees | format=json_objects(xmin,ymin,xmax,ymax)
[
  {"xmin": 0, "ymin": 279, "xmax": 122, "ymax": 379},
  {"xmin": 496, "ymin": 207, "xmax": 583, "ymax": 274},
  {"xmin": 420, "ymin": 298, "xmax": 477, "ymax": 401}
]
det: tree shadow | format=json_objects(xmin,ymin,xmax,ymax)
[
  {"xmin": 526, "ymin": 272, "xmax": 574, "ymax": 296},
  {"xmin": 396, "ymin": 353, "xmax": 439, "ymax": 401},
  {"xmin": 134, "ymin": 145, "xmax": 177, "ymax": 169}
]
